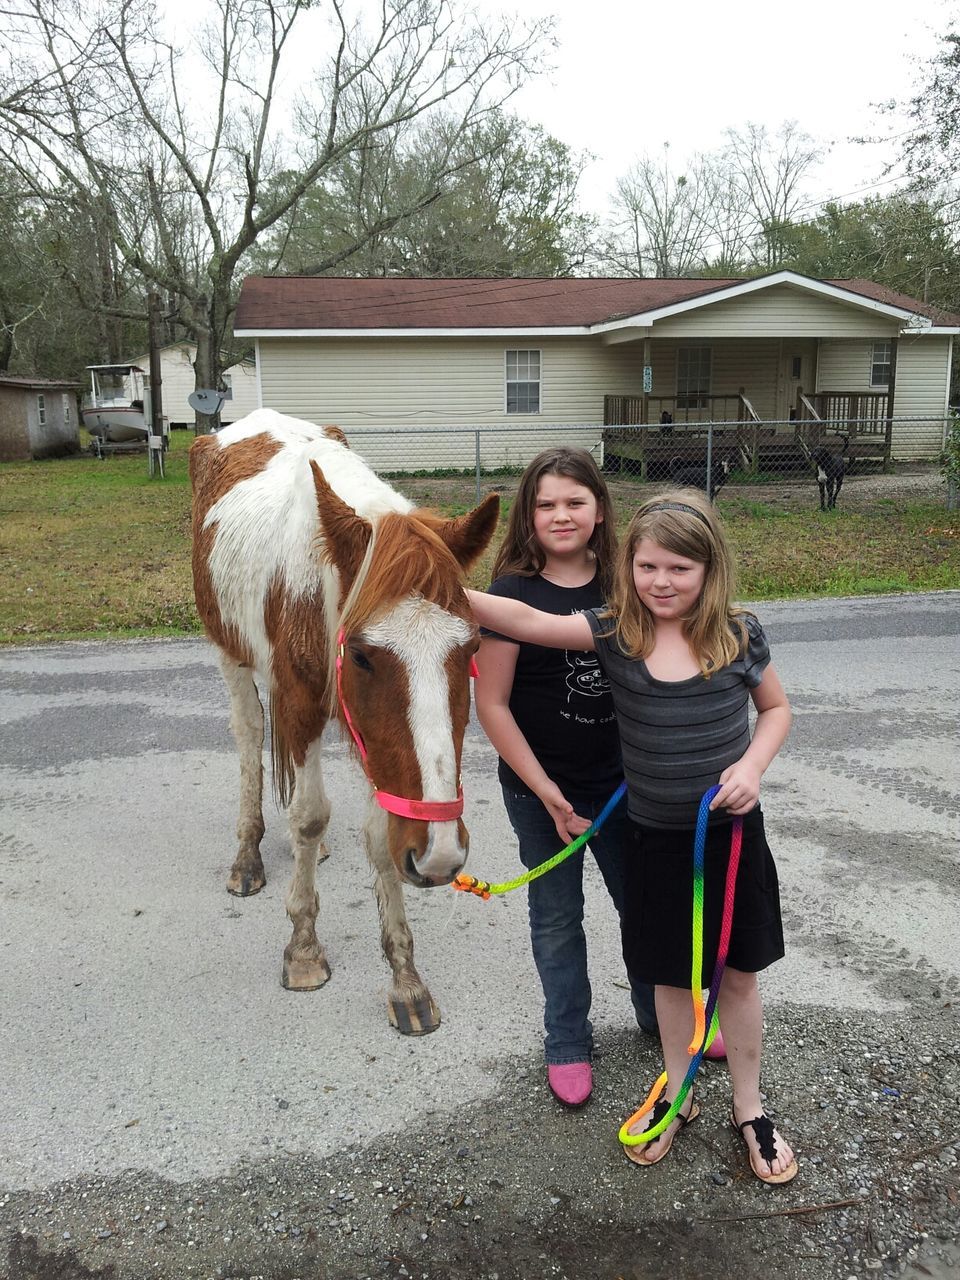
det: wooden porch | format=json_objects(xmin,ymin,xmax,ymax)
[
  {"xmin": 794, "ymin": 390, "xmax": 892, "ymax": 467},
  {"xmin": 602, "ymin": 389, "xmax": 892, "ymax": 477}
]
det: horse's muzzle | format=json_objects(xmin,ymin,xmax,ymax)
[{"xmin": 402, "ymin": 848, "xmax": 458, "ymax": 888}]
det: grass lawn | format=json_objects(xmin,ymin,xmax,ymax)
[{"xmin": 2, "ymin": 430, "xmax": 958, "ymax": 644}]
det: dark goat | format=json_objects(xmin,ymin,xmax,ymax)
[
  {"xmin": 810, "ymin": 435, "xmax": 849, "ymax": 510},
  {"xmin": 668, "ymin": 454, "xmax": 731, "ymax": 502}
]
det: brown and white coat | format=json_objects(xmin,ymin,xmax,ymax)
[{"xmin": 190, "ymin": 410, "xmax": 498, "ymax": 1033}]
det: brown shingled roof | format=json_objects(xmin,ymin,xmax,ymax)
[
  {"xmin": 234, "ymin": 276, "xmax": 740, "ymax": 330},
  {"xmin": 826, "ymin": 278, "xmax": 960, "ymax": 326},
  {"xmin": 234, "ymin": 273, "xmax": 955, "ymax": 331}
]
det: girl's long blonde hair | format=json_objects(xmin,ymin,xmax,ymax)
[
  {"xmin": 604, "ymin": 487, "xmax": 749, "ymax": 675},
  {"xmin": 491, "ymin": 447, "xmax": 617, "ymax": 595}
]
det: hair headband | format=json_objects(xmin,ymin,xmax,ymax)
[{"xmin": 646, "ymin": 501, "xmax": 711, "ymax": 526}]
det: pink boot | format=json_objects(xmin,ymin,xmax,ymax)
[
  {"xmin": 547, "ymin": 1062, "xmax": 593, "ymax": 1107},
  {"xmin": 704, "ymin": 1028, "xmax": 727, "ymax": 1061}
]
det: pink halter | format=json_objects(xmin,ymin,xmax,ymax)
[{"xmin": 336, "ymin": 629, "xmax": 478, "ymax": 823}]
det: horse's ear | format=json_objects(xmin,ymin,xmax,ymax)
[
  {"xmin": 310, "ymin": 461, "xmax": 371, "ymax": 584},
  {"xmin": 427, "ymin": 492, "xmax": 500, "ymax": 571}
]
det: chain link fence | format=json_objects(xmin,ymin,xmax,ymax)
[{"xmin": 339, "ymin": 417, "xmax": 952, "ymax": 506}]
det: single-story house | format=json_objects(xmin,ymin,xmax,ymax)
[
  {"xmin": 0, "ymin": 375, "xmax": 81, "ymax": 461},
  {"xmin": 233, "ymin": 272, "xmax": 959, "ymax": 471},
  {"xmin": 125, "ymin": 341, "xmax": 259, "ymax": 427}
]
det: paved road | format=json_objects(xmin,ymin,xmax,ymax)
[{"xmin": 1, "ymin": 592, "xmax": 957, "ymax": 1196}]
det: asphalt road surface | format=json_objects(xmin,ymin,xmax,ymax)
[{"xmin": 1, "ymin": 592, "xmax": 958, "ymax": 1280}]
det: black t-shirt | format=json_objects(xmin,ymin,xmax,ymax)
[{"xmin": 483, "ymin": 571, "xmax": 622, "ymax": 798}]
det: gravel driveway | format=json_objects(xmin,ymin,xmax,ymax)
[{"xmin": 1, "ymin": 592, "xmax": 958, "ymax": 1280}]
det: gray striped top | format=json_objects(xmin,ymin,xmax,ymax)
[{"xmin": 585, "ymin": 610, "xmax": 770, "ymax": 829}]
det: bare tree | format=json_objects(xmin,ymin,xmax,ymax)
[
  {"xmin": 602, "ymin": 144, "xmax": 714, "ymax": 277},
  {"xmin": 722, "ymin": 121, "xmax": 822, "ymax": 269},
  {"xmin": 0, "ymin": 0, "xmax": 552, "ymax": 426}
]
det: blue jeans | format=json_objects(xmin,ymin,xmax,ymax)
[{"xmin": 502, "ymin": 785, "xmax": 658, "ymax": 1065}]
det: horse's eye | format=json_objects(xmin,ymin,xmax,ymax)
[{"xmin": 350, "ymin": 649, "xmax": 373, "ymax": 672}]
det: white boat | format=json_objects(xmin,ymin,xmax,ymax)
[{"xmin": 82, "ymin": 365, "xmax": 148, "ymax": 442}]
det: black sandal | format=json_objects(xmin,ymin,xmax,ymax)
[
  {"xmin": 623, "ymin": 1093, "xmax": 700, "ymax": 1167},
  {"xmin": 730, "ymin": 1107, "xmax": 798, "ymax": 1184}
]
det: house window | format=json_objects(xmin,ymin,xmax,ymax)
[
  {"xmin": 505, "ymin": 349, "xmax": 541, "ymax": 414},
  {"xmin": 871, "ymin": 341, "xmax": 892, "ymax": 387},
  {"xmin": 37, "ymin": 394, "xmax": 46, "ymax": 425},
  {"xmin": 222, "ymin": 373, "xmax": 233, "ymax": 401},
  {"xmin": 62, "ymin": 393, "xmax": 71, "ymax": 424},
  {"xmin": 676, "ymin": 347, "xmax": 711, "ymax": 409}
]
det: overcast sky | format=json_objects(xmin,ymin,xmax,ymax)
[{"xmin": 496, "ymin": 0, "xmax": 950, "ymax": 220}]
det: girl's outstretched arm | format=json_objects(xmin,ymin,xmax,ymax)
[
  {"xmin": 710, "ymin": 664, "xmax": 792, "ymax": 814},
  {"xmin": 465, "ymin": 589, "xmax": 595, "ymax": 651}
]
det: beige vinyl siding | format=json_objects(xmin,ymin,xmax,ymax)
[
  {"xmin": 816, "ymin": 339, "xmax": 875, "ymax": 389},
  {"xmin": 650, "ymin": 284, "xmax": 900, "ymax": 339},
  {"xmin": 891, "ymin": 334, "xmax": 951, "ymax": 458},
  {"xmin": 818, "ymin": 335, "xmax": 951, "ymax": 457},
  {"xmin": 221, "ymin": 363, "xmax": 259, "ymax": 422},
  {"xmin": 256, "ymin": 335, "xmax": 645, "ymax": 469}
]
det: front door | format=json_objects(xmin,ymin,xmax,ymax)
[{"xmin": 777, "ymin": 340, "xmax": 817, "ymax": 421}]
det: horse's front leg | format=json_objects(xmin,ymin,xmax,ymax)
[
  {"xmin": 364, "ymin": 805, "xmax": 441, "ymax": 1035},
  {"xmin": 282, "ymin": 739, "xmax": 332, "ymax": 991},
  {"xmin": 218, "ymin": 651, "xmax": 267, "ymax": 897}
]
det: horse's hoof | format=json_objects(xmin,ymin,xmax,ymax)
[
  {"xmin": 282, "ymin": 955, "xmax": 331, "ymax": 991},
  {"xmin": 226, "ymin": 866, "xmax": 266, "ymax": 896},
  {"xmin": 388, "ymin": 994, "xmax": 441, "ymax": 1035}
]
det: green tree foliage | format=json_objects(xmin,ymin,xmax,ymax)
[
  {"xmin": 902, "ymin": 29, "xmax": 960, "ymax": 188},
  {"xmin": 777, "ymin": 194, "xmax": 960, "ymax": 307},
  {"xmin": 0, "ymin": 172, "xmax": 146, "ymax": 375},
  {"xmin": 254, "ymin": 114, "xmax": 593, "ymax": 278}
]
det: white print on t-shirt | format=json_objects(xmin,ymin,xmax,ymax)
[
  {"xmin": 563, "ymin": 607, "xmax": 610, "ymax": 702},
  {"xmin": 565, "ymin": 650, "xmax": 607, "ymax": 700}
]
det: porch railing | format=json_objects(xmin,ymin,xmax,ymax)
[
  {"xmin": 603, "ymin": 393, "xmax": 753, "ymax": 425},
  {"xmin": 795, "ymin": 388, "xmax": 892, "ymax": 464}
]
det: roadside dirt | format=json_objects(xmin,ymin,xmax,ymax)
[{"xmin": 395, "ymin": 463, "xmax": 944, "ymax": 517}]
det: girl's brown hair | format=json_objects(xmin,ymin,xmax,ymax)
[
  {"xmin": 491, "ymin": 447, "xmax": 617, "ymax": 594},
  {"xmin": 604, "ymin": 487, "xmax": 749, "ymax": 675}
]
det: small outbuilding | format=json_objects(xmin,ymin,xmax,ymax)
[{"xmin": 0, "ymin": 375, "xmax": 81, "ymax": 462}]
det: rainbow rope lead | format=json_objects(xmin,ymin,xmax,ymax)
[
  {"xmin": 619, "ymin": 786, "xmax": 743, "ymax": 1147},
  {"xmin": 452, "ymin": 781, "xmax": 627, "ymax": 899}
]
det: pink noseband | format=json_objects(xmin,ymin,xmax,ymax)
[{"xmin": 336, "ymin": 629, "xmax": 477, "ymax": 823}]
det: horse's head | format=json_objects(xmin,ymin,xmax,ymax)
[{"xmin": 312, "ymin": 463, "xmax": 499, "ymax": 886}]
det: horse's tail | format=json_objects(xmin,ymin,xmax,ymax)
[{"xmin": 269, "ymin": 689, "xmax": 296, "ymax": 809}]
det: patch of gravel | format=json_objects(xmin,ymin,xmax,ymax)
[{"xmin": 4, "ymin": 1000, "xmax": 958, "ymax": 1280}]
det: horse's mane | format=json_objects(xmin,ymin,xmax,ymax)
[{"xmin": 339, "ymin": 510, "xmax": 465, "ymax": 637}]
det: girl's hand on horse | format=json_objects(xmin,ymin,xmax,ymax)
[
  {"xmin": 710, "ymin": 759, "xmax": 762, "ymax": 815},
  {"xmin": 538, "ymin": 781, "xmax": 592, "ymax": 844}
]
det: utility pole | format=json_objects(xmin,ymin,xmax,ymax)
[
  {"xmin": 924, "ymin": 264, "xmax": 945, "ymax": 303},
  {"xmin": 146, "ymin": 291, "xmax": 165, "ymax": 478}
]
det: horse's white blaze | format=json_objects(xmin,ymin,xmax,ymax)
[{"xmin": 363, "ymin": 598, "xmax": 471, "ymax": 877}]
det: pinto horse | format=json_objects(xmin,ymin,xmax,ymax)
[{"xmin": 190, "ymin": 410, "xmax": 498, "ymax": 1034}]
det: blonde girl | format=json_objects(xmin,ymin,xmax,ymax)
[
  {"xmin": 467, "ymin": 488, "xmax": 796, "ymax": 1184},
  {"xmin": 475, "ymin": 447, "xmax": 656, "ymax": 1109}
]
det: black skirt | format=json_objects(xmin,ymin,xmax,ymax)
[{"xmin": 622, "ymin": 807, "xmax": 784, "ymax": 989}]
